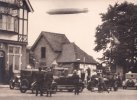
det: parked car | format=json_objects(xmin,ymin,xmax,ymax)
[
  {"xmin": 122, "ymin": 72, "xmax": 137, "ymax": 89},
  {"xmin": 19, "ymin": 69, "xmax": 57, "ymax": 94},
  {"xmin": 87, "ymin": 74, "xmax": 119, "ymax": 92},
  {"xmin": 54, "ymin": 75, "xmax": 85, "ymax": 92},
  {"xmin": 87, "ymin": 75, "xmax": 98, "ymax": 91},
  {"xmin": 53, "ymin": 67, "xmax": 85, "ymax": 92}
]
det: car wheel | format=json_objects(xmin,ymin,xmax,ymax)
[
  {"xmin": 20, "ymin": 79, "xmax": 29, "ymax": 93},
  {"xmin": 9, "ymin": 82, "xmax": 14, "ymax": 89},
  {"xmin": 79, "ymin": 86, "xmax": 84, "ymax": 92},
  {"xmin": 59, "ymin": 89, "xmax": 63, "ymax": 92},
  {"xmin": 52, "ymin": 86, "xmax": 57, "ymax": 94},
  {"xmin": 68, "ymin": 89, "xmax": 73, "ymax": 92}
]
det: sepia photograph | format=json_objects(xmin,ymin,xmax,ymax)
[{"xmin": 0, "ymin": 0, "xmax": 137, "ymax": 99}]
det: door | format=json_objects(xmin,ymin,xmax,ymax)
[{"xmin": 0, "ymin": 51, "xmax": 4, "ymax": 83}]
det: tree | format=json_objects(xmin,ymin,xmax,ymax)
[{"xmin": 94, "ymin": 2, "xmax": 137, "ymax": 72}]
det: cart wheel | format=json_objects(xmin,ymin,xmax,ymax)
[
  {"xmin": 20, "ymin": 79, "xmax": 29, "ymax": 93},
  {"xmin": 9, "ymin": 82, "xmax": 14, "ymax": 89}
]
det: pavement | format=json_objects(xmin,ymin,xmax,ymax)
[{"xmin": 0, "ymin": 84, "xmax": 9, "ymax": 88}]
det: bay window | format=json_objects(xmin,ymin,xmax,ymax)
[{"xmin": 0, "ymin": 14, "xmax": 18, "ymax": 32}]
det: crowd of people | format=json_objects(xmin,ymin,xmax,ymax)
[
  {"xmin": 34, "ymin": 66, "xmax": 122, "ymax": 96},
  {"xmin": 72, "ymin": 68, "xmax": 122, "ymax": 94},
  {"xmin": 35, "ymin": 67, "xmax": 54, "ymax": 97}
]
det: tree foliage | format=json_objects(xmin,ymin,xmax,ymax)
[{"xmin": 94, "ymin": 2, "xmax": 137, "ymax": 72}]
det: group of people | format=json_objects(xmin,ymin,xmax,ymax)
[
  {"xmin": 35, "ymin": 67, "xmax": 121, "ymax": 96},
  {"xmin": 97, "ymin": 74, "xmax": 110, "ymax": 93},
  {"xmin": 76, "ymin": 67, "xmax": 92, "ymax": 83},
  {"xmin": 35, "ymin": 67, "xmax": 53, "ymax": 97},
  {"xmin": 88, "ymin": 73, "xmax": 121, "ymax": 93},
  {"xmin": 71, "ymin": 68, "xmax": 91, "ymax": 95}
]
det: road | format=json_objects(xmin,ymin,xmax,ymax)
[{"xmin": 0, "ymin": 87, "xmax": 137, "ymax": 100}]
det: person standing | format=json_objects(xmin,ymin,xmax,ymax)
[
  {"xmin": 87, "ymin": 67, "xmax": 91, "ymax": 76},
  {"xmin": 45, "ymin": 68, "xmax": 53, "ymax": 97},
  {"xmin": 86, "ymin": 67, "xmax": 91, "ymax": 83},
  {"xmin": 35, "ymin": 67, "xmax": 44, "ymax": 96},
  {"xmin": 9, "ymin": 65, "xmax": 13, "ymax": 81},
  {"xmin": 98, "ymin": 74, "xmax": 109, "ymax": 93},
  {"xmin": 72, "ymin": 70, "xmax": 80, "ymax": 95},
  {"xmin": 81, "ymin": 69, "xmax": 85, "ymax": 82},
  {"xmin": 117, "ymin": 72, "xmax": 122, "ymax": 87}
]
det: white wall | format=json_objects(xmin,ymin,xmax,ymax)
[
  {"xmin": 0, "ymin": 34, "xmax": 18, "ymax": 41},
  {"xmin": 79, "ymin": 64, "xmax": 96, "ymax": 80}
]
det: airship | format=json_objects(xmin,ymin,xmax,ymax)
[{"xmin": 47, "ymin": 8, "xmax": 88, "ymax": 15}]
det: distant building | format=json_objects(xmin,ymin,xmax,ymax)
[
  {"xmin": 0, "ymin": 0, "xmax": 33, "ymax": 83},
  {"xmin": 29, "ymin": 31, "xmax": 97, "ymax": 76}
]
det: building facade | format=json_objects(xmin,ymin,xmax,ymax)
[
  {"xmin": 29, "ymin": 31, "xmax": 97, "ymax": 77},
  {"xmin": 0, "ymin": 0, "xmax": 33, "ymax": 84}
]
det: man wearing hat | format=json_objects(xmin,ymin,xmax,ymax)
[
  {"xmin": 35, "ymin": 67, "xmax": 44, "ymax": 96},
  {"xmin": 45, "ymin": 67, "xmax": 53, "ymax": 97},
  {"xmin": 72, "ymin": 70, "xmax": 80, "ymax": 95}
]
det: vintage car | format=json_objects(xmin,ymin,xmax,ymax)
[
  {"xmin": 19, "ymin": 69, "xmax": 57, "ymax": 94},
  {"xmin": 54, "ymin": 76, "xmax": 85, "ymax": 92},
  {"xmin": 87, "ymin": 74, "xmax": 119, "ymax": 92},
  {"xmin": 122, "ymin": 72, "xmax": 137, "ymax": 89},
  {"xmin": 53, "ymin": 67, "xmax": 85, "ymax": 92}
]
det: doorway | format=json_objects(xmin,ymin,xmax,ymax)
[{"xmin": 0, "ymin": 51, "xmax": 5, "ymax": 83}]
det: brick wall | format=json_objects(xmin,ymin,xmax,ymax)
[{"xmin": 32, "ymin": 37, "xmax": 59, "ymax": 68}]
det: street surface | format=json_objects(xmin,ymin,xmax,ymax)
[{"xmin": 0, "ymin": 87, "xmax": 137, "ymax": 100}]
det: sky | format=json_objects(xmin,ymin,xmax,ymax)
[{"xmin": 28, "ymin": 0, "xmax": 137, "ymax": 61}]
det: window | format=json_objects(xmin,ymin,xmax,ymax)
[
  {"xmin": 14, "ymin": 17, "xmax": 18, "ymax": 32},
  {"xmin": 8, "ymin": 45, "xmax": 22, "ymax": 73},
  {"xmin": 19, "ymin": 9, "xmax": 23, "ymax": 19},
  {"xmin": 0, "ymin": 15, "xmax": 19, "ymax": 32},
  {"xmin": 0, "ymin": 15, "xmax": 2, "ymax": 28},
  {"xmin": 0, "ymin": 0, "xmax": 17, "ymax": 4},
  {"xmin": 19, "ymin": 19, "xmax": 23, "ymax": 34},
  {"xmin": 0, "ymin": 6, "xmax": 19, "ymax": 32},
  {"xmin": 24, "ymin": 10, "xmax": 28, "ymax": 19},
  {"xmin": 24, "ymin": 20, "xmax": 27, "ymax": 35},
  {"xmin": 41, "ymin": 47, "xmax": 46, "ymax": 58},
  {"xmin": 7, "ymin": 16, "xmax": 14, "ymax": 31}
]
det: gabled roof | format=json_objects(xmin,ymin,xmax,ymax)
[
  {"xmin": 31, "ymin": 31, "xmax": 70, "ymax": 52},
  {"xmin": 57, "ymin": 43, "xmax": 97, "ymax": 64},
  {"xmin": 24, "ymin": 0, "xmax": 34, "ymax": 12}
]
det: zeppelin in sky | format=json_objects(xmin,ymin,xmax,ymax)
[{"xmin": 47, "ymin": 8, "xmax": 88, "ymax": 15}]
